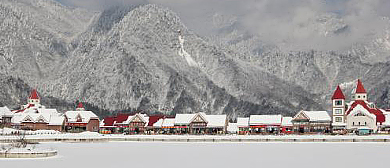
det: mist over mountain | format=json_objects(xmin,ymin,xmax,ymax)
[{"xmin": 1, "ymin": 0, "xmax": 390, "ymax": 119}]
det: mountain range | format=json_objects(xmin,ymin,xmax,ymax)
[{"xmin": 1, "ymin": 0, "xmax": 390, "ymax": 119}]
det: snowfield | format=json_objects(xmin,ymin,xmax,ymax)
[{"xmin": 1, "ymin": 142, "xmax": 390, "ymax": 168}]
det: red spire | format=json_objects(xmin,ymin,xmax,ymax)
[
  {"xmin": 77, "ymin": 102, "xmax": 84, "ymax": 108},
  {"xmin": 355, "ymin": 79, "xmax": 366, "ymax": 94},
  {"xmin": 29, "ymin": 89, "xmax": 40, "ymax": 100},
  {"xmin": 332, "ymin": 85, "xmax": 345, "ymax": 100}
]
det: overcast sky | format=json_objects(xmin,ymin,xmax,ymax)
[{"xmin": 56, "ymin": 0, "xmax": 390, "ymax": 51}]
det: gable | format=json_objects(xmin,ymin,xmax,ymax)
[
  {"xmin": 191, "ymin": 114, "xmax": 207, "ymax": 123},
  {"xmin": 348, "ymin": 105, "xmax": 375, "ymax": 119},
  {"xmin": 36, "ymin": 115, "xmax": 48, "ymax": 123},
  {"xmin": 130, "ymin": 114, "xmax": 145, "ymax": 123},
  {"xmin": 76, "ymin": 114, "xmax": 83, "ymax": 122},
  {"xmin": 293, "ymin": 111, "xmax": 309, "ymax": 121},
  {"xmin": 22, "ymin": 115, "xmax": 34, "ymax": 122}
]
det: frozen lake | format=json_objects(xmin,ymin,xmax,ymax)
[{"xmin": 1, "ymin": 142, "xmax": 390, "ymax": 168}]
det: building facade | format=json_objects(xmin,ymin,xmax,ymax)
[
  {"xmin": 11, "ymin": 89, "xmax": 65, "ymax": 131},
  {"xmin": 65, "ymin": 102, "xmax": 100, "ymax": 132},
  {"xmin": 331, "ymin": 79, "xmax": 386, "ymax": 134},
  {"xmin": 292, "ymin": 111, "xmax": 331, "ymax": 133}
]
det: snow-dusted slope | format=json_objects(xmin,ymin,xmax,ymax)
[
  {"xmin": 0, "ymin": 1, "xmax": 321, "ymax": 118},
  {"xmin": 5, "ymin": 0, "xmax": 390, "ymax": 118}
]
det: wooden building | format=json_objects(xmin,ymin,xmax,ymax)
[
  {"xmin": 237, "ymin": 118, "xmax": 249, "ymax": 135},
  {"xmin": 205, "ymin": 115, "xmax": 227, "ymax": 134},
  {"xmin": 281, "ymin": 117, "xmax": 293, "ymax": 134},
  {"xmin": 292, "ymin": 110, "xmax": 331, "ymax": 134},
  {"xmin": 10, "ymin": 89, "xmax": 65, "ymax": 131},
  {"xmin": 65, "ymin": 102, "xmax": 100, "ymax": 132},
  {"xmin": 0, "ymin": 106, "xmax": 13, "ymax": 127},
  {"xmin": 174, "ymin": 113, "xmax": 208, "ymax": 134},
  {"xmin": 249, "ymin": 115, "xmax": 282, "ymax": 134}
]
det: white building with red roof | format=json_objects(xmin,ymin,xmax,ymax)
[
  {"xmin": 331, "ymin": 79, "xmax": 386, "ymax": 133},
  {"xmin": 11, "ymin": 89, "xmax": 65, "ymax": 131},
  {"xmin": 65, "ymin": 102, "xmax": 100, "ymax": 132}
]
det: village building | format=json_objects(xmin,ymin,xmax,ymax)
[
  {"xmin": 153, "ymin": 117, "xmax": 175, "ymax": 134},
  {"xmin": 0, "ymin": 106, "xmax": 13, "ymax": 127},
  {"xmin": 292, "ymin": 111, "xmax": 331, "ymax": 133},
  {"xmin": 65, "ymin": 102, "xmax": 100, "ymax": 132},
  {"xmin": 100, "ymin": 116, "xmax": 120, "ymax": 134},
  {"xmin": 281, "ymin": 117, "xmax": 293, "ymax": 134},
  {"xmin": 10, "ymin": 89, "xmax": 65, "ymax": 131},
  {"xmin": 237, "ymin": 117, "xmax": 249, "ymax": 135},
  {"xmin": 146, "ymin": 115, "xmax": 164, "ymax": 133},
  {"xmin": 331, "ymin": 85, "xmax": 347, "ymax": 132},
  {"xmin": 249, "ymin": 115, "xmax": 282, "ymax": 134},
  {"xmin": 100, "ymin": 113, "xmax": 149, "ymax": 134},
  {"xmin": 174, "ymin": 113, "xmax": 208, "ymax": 134},
  {"xmin": 205, "ymin": 115, "xmax": 227, "ymax": 134},
  {"xmin": 331, "ymin": 79, "xmax": 387, "ymax": 134}
]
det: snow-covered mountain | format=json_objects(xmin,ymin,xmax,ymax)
[
  {"xmin": 1, "ymin": 0, "xmax": 389, "ymax": 119},
  {"xmin": 210, "ymin": 13, "xmax": 390, "ymax": 110}
]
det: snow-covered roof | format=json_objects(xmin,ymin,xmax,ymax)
[
  {"xmin": 0, "ymin": 106, "xmax": 13, "ymax": 117},
  {"xmin": 206, "ymin": 115, "xmax": 227, "ymax": 128},
  {"xmin": 301, "ymin": 111, "xmax": 331, "ymax": 122},
  {"xmin": 162, "ymin": 118, "xmax": 175, "ymax": 127},
  {"xmin": 383, "ymin": 114, "xmax": 390, "ymax": 126},
  {"xmin": 237, "ymin": 117, "xmax": 249, "ymax": 127},
  {"xmin": 117, "ymin": 113, "xmax": 149, "ymax": 126},
  {"xmin": 348, "ymin": 105, "xmax": 376, "ymax": 119},
  {"xmin": 227, "ymin": 123, "xmax": 238, "ymax": 133},
  {"xmin": 249, "ymin": 115, "xmax": 282, "ymax": 125},
  {"xmin": 49, "ymin": 116, "xmax": 65, "ymax": 125},
  {"xmin": 174, "ymin": 114, "xmax": 196, "ymax": 125},
  {"xmin": 11, "ymin": 112, "xmax": 65, "ymax": 126},
  {"xmin": 153, "ymin": 118, "xmax": 164, "ymax": 127},
  {"xmin": 65, "ymin": 111, "xmax": 99, "ymax": 123},
  {"xmin": 281, "ymin": 117, "xmax": 293, "ymax": 126}
]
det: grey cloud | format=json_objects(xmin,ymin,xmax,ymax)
[{"xmin": 56, "ymin": 0, "xmax": 390, "ymax": 51}]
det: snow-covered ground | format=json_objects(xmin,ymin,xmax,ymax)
[
  {"xmin": 1, "ymin": 142, "xmax": 390, "ymax": 168},
  {"xmin": 1, "ymin": 130, "xmax": 390, "ymax": 141}
]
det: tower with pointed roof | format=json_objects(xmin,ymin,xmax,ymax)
[
  {"xmin": 332, "ymin": 85, "xmax": 346, "ymax": 129},
  {"xmin": 76, "ymin": 102, "xmax": 85, "ymax": 111},
  {"xmin": 353, "ymin": 79, "xmax": 367, "ymax": 101},
  {"xmin": 28, "ymin": 89, "xmax": 40, "ymax": 106}
]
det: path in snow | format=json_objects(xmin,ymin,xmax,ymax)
[{"xmin": 178, "ymin": 35, "xmax": 198, "ymax": 67}]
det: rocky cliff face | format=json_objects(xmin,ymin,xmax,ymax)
[{"xmin": 1, "ymin": 0, "xmax": 389, "ymax": 119}]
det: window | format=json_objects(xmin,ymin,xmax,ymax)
[
  {"xmin": 354, "ymin": 112, "xmax": 365, "ymax": 116},
  {"xmin": 335, "ymin": 100, "xmax": 343, "ymax": 106},
  {"xmin": 335, "ymin": 117, "xmax": 342, "ymax": 122},
  {"xmin": 364, "ymin": 122, "xmax": 367, "ymax": 126},
  {"xmin": 335, "ymin": 109, "xmax": 342, "ymax": 115},
  {"xmin": 358, "ymin": 122, "xmax": 361, "ymax": 125},
  {"xmin": 353, "ymin": 122, "xmax": 355, "ymax": 126},
  {"xmin": 358, "ymin": 96, "xmax": 361, "ymax": 98}
]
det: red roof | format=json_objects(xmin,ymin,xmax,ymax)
[
  {"xmin": 29, "ymin": 89, "xmax": 40, "ymax": 100},
  {"xmin": 346, "ymin": 100, "xmax": 385, "ymax": 123},
  {"xmin": 355, "ymin": 79, "xmax": 367, "ymax": 94},
  {"xmin": 332, "ymin": 85, "xmax": 345, "ymax": 100},
  {"xmin": 115, "ymin": 114, "xmax": 131, "ymax": 124},
  {"xmin": 77, "ymin": 102, "xmax": 84, "ymax": 108},
  {"xmin": 147, "ymin": 115, "xmax": 165, "ymax": 126},
  {"xmin": 103, "ymin": 117, "xmax": 115, "ymax": 126}
]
